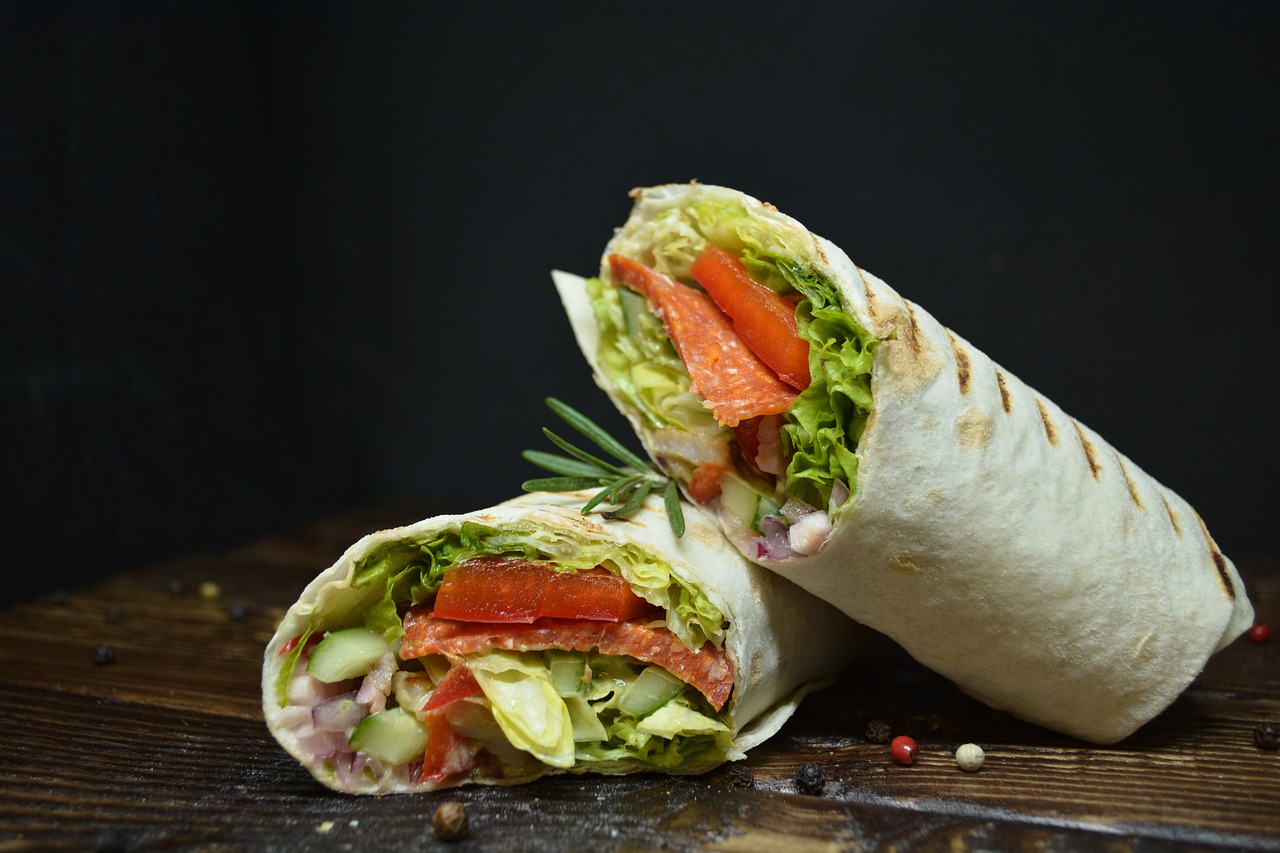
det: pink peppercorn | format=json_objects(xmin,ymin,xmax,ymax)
[
  {"xmin": 891, "ymin": 735, "xmax": 919, "ymax": 766},
  {"xmin": 1248, "ymin": 623, "xmax": 1271, "ymax": 644}
]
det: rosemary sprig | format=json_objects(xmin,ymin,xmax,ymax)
[{"xmin": 522, "ymin": 398, "xmax": 685, "ymax": 537}]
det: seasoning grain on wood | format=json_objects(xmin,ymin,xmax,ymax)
[{"xmin": 0, "ymin": 505, "xmax": 1276, "ymax": 852}]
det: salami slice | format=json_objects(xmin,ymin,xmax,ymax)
[
  {"xmin": 608, "ymin": 254, "xmax": 797, "ymax": 427},
  {"xmin": 401, "ymin": 609, "xmax": 734, "ymax": 711}
]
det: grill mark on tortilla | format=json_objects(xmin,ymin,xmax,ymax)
[
  {"xmin": 945, "ymin": 330, "xmax": 972, "ymax": 394},
  {"xmin": 1193, "ymin": 512, "xmax": 1236, "ymax": 600},
  {"xmin": 808, "ymin": 232, "xmax": 829, "ymax": 265},
  {"xmin": 901, "ymin": 301, "xmax": 924, "ymax": 355},
  {"xmin": 1161, "ymin": 493, "xmax": 1183, "ymax": 536},
  {"xmin": 1112, "ymin": 450, "xmax": 1145, "ymax": 510},
  {"xmin": 1036, "ymin": 398, "xmax": 1059, "ymax": 445},
  {"xmin": 861, "ymin": 274, "xmax": 880, "ymax": 324},
  {"xmin": 1071, "ymin": 420, "xmax": 1102, "ymax": 479},
  {"xmin": 995, "ymin": 370, "xmax": 1012, "ymax": 413}
]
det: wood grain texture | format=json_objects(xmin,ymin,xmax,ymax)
[{"xmin": 0, "ymin": 505, "xmax": 1275, "ymax": 852}]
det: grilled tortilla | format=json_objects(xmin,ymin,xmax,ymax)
[{"xmin": 552, "ymin": 182, "xmax": 1253, "ymax": 744}]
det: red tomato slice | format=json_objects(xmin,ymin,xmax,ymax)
[
  {"xmin": 690, "ymin": 244, "xmax": 811, "ymax": 391},
  {"xmin": 420, "ymin": 715, "xmax": 476, "ymax": 782},
  {"xmin": 687, "ymin": 463, "xmax": 724, "ymax": 504},
  {"xmin": 431, "ymin": 558, "xmax": 657, "ymax": 623},
  {"xmin": 422, "ymin": 664, "xmax": 483, "ymax": 712}
]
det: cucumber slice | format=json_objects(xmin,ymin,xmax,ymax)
[
  {"xmin": 564, "ymin": 695, "xmax": 608, "ymax": 742},
  {"xmin": 348, "ymin": 707, "xmax": 429, "ymax": 766},
  {"xmin": 718, "ymin": 474, "xmax": 759, "ymax": 526},
  {"xmin": 548, "ymin": 651, "xmax": 586, "ymax": 697},
  {"xmin": 306, "ymin": 627, "xmax": 390, "ymax": 683},
  {"xmin": 618, "ymin": 666, "xmax": 687, "ymax": 718},
  {"xmin": 751, "ymin": 495, "xmax": 782, "ymax": 533},
  {"xmin": 619, "ymin": 288, "xmax": 651, "ymax": 337}
]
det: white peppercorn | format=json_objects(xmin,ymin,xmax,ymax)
[{"xmin": 955, "ymin": 742, "xmax": 985, "ymax": 772}]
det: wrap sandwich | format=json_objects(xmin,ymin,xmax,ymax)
[
  {"xmin": 262, "ymin": 491, "xmax": 864, "ymax": 793},
  {"xmin": 552, "ymin": 182, "xmax": 1254, "ymax": 744}
]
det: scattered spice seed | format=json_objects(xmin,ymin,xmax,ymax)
[
  {"xmin": 199, "ymin": 581, "xmax": 222, "ymax": 601},
  {"xmin": 955, "ymin": 742, "xmax": 985, "ymax": 771},
  {"xmin": 227, "ymin": 601, "xmax": 249, "ymax": 623},
  {"xmin": 795, "ymin": 762, "xmax": 826, "ymax": 795},
  {"xmin": 166, "ymin": 578, "xmax": 185, "ymax": 595},
  {"xmin": 432, "ymin": 802, "xmax": 469, "ymax": 842},
  {"xmin": 50, "ymin": 589, "xmax": 70, "ymax": 606},
  {"xmin": 891, "ymin": 735, "xmax": 919, "ymax": 766},
  {"xmin": 91, "ymin": 643, "xmax": 116, "ymax": 665},
  {"xmin": 724, "ymin": 763, "xmax": 754, "ymax": 788},
  {"xmin": 865, "ymin": 719, "xmax": 892, "ymax": 744},
  {"xmin": 1248, "ymin": 623, "xmax": 1271, "ymax": 644},
  {"xmin": 1254, "ymin": 722, "xmax": 1280, "ymax": 751},
  {"xmin": 95, "ymin": 828, "xmax": 126, "ymax": 853},
  {"xmin": 106, "ymin": 605, "xmax": 126, "ymax": 623}
]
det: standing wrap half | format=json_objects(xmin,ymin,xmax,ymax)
[
  {"xmin": 262, "ymin": 491, "xmax": 864, "ymax": 793},
  {"xmin": 552, "ymin": 183, "xmax": 1254, "ymax": 744}
]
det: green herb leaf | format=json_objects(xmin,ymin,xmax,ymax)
[{"xmin": 521, "ymin": 398, "xmax": 686, "ymax": 537}]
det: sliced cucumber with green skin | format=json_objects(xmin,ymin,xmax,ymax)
[
  {"xmin": 548, "ymin": 650, "xmax": 586, "ymax": 697},
  {"xmin": 348, "ymin": 707, "xmax": 429, "ymax": 765},
  {"xmin": 751, "ymin": 495, "xmax": 781, "ymax": 533},
  {"xmin": 306, "ymin": 627, "xmax": 390, "ymax": 683},
  {"xmin": 619, "ymin": 287, "xmax": 651, "ymax": 337},
  {"xmin": 618, "ymin": 666, "xmax": 687, "ymax": 718}
]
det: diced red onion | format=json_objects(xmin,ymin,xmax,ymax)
[
  {"xmin": 829, "ymin": 479, "xmax": 850, "ymax": 511},
  {"xmin": 788, "ymin": 511, "xmax": 833, "ymax": 556},
  {"xmin": 312, "ymin": 693, "xmax": 369, "ymax": 732},
  {"xmin": 650, "ymin": 428, "xmax": 731, "ymax": 469},
  {"xmin": 288, "ymin": 673, "xmax": 347, "ymax": 706},
  {"xmin": 779, "ymin": 498, "xmax": 818, "ymax": 523},
  {"xmin": 294, "ymin": 727, "xmax": 345, "ymax": 762},
  {"xmin": 356, "ymin": 652, "xmax": 397, "ymax": 713}
]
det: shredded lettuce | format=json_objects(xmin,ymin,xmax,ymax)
[
  {"xmin": 466, "ymin": 650, "xmax": 732, "ymax": 771},
  {"xmin": 593, "ymin": 196, "xmax": 879, "ymax": 513}
]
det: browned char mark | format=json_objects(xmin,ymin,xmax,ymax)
[
  {"xmin": 900, "ymin": 300, "xmax": 924, "ymax": 355},
  {"xmin": 1036, "ymin": 398, "xmax": 1059, "ymax": 446},
  {"xmin": 945, "ymin": 330, "xmax": 971, "ymax": 394},
  {"xmin": 1194, "ymin": 511, "xmax": 1237, "ymax": 600},
  {"xmin": 1112, "ymin": 450, "xmax": 1145, "ymax": 511},
  {"xmin": 995, "ymin": 370, "xmax": 1011, "ymax": 413},
  {"xmin": 1071, "ymin": 420, "xmax": 1102, "ymax": 479},
  {"xmin": 1161, "ymin": 493, "xmax": 1183, "ymax": 536},
  {"xmin": 861, "ymin": 271, "xmax": 879, "ymax": 324}
]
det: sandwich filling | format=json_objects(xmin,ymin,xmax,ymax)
[
  {"xmin": 589, "ymin": 197, "xmax": 879, "ymax": 561},
  {"xmin": 272, "ymin": 522, "xmax": 734, "ymax": 789}
]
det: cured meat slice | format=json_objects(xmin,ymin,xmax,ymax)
[
  {"xmin": 401, "ymin": 609, "xmax": 734, "ymax": 711},
  {"xmin": 608, "ymin": 254, "xmax": 798, "ymax": 427}
]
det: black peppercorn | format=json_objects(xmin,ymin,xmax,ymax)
[
  {"xmin": 724, "ymin": 763, "xmax": 754, "ymax": 788},
  {"xmin": 50, "ymin": 589, "xmax": 70, "ymax": 606},
  {"xmin": 865, "ymin": 719, "xmax": 892, "ymax": 744},
  {"xmin": 432, "ymin": 801, "xmax": 469, "ymax": 842},
  {"xmin": 227, "ymin": 601, "xmax": 248, "ymax": 623},
  {"xmin": 166, "ymin": 578, "xmax": 185, "ymax": 595},
  {"xmin": 1254, "ymin": 722, "xmax": 1280, "ymax": 750},
  {"xmin": 795, "ymin": 761, "xmax": 825, "ymax": 795},
  {"xmin": 91, "ymin": 643, "xmax": 116, "ymax": 665},
  {"xmin": 106, "ymin": 605, "xmax": 126, "ymax": 623}
]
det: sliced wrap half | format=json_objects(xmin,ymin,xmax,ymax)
[
  {"xmin": 552, "ymin": 182, "xmax": 1254, "ymax": 744},
  {"xmin": 262, "ymin": 491, "xmax": 864, "ymax": 793}
]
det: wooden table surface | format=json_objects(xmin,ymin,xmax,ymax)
[{"xmin": 1, "ymin": 505, "xmax": 1276, "ymax": 852}]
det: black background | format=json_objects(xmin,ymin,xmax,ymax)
[{"xmin": 4, "ymin": 2, "xmax": 1276, "ymax": 606}]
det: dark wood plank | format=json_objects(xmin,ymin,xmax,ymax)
[{"xmin": 0, "ymin": 506, "xmax": 1275, "ymax": 852}]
